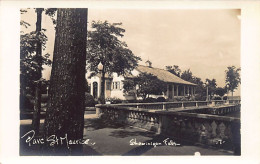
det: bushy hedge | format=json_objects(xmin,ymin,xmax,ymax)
[
  {"xmin": 85, "ymin": 93, "xmax": 96, "ymax": 107},
  {"xmin": 213, "ymin": 96, "xmax": 222, "ymax": 100},
  {"xmin": 105, "ymin": 97, "xmax": 122, "ymax": 104},
  {"xmin": 20, "ymin": 94, "xmax": 34, "ymax": 111},
  {"xmin": 143, "ymin": 97, "xmax": 157, "ymax": 103},
  {"xmin": 156, "ymin": 97, "xmax": 166, "ymax": 102}
]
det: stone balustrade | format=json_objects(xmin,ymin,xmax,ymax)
[
  {"xmin": 96, "ymin": 103, "xmax": 241, "ymax": 154},
  {"xmin": 111, "ymin": 100, "xmax": 240, "ymax": 111}
]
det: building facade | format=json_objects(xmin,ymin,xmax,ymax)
[{"xmin": 87, "ymin": 63, "xmax": 196, "ymax": 101}]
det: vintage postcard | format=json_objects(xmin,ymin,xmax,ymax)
[{"xmin": 0, "ymin": 1, "xmax": 260, "ymax": 164}]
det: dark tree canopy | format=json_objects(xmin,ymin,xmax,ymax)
[
  {"xmin": 225, "ymin": 66, "xmax": 241, "ymax": 96},
  {"xmin": 166, "ymin": 65, "xmax": 181, "ymax": 77},
  {"xmin": 86, "ymin": 21, "xmax": 141, "ymax": 76},
  {"xmin": 123, "ymin": 73, "xmax": 167, "ymax": 100},
  {"xmin": 215, "ymin": 87, "xmax": 227, "ymax": 98},
  {"xmin": 181, "ymin": 69, "xmax": 194, "ymax": 83}
]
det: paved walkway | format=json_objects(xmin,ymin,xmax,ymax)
[
  {"xmin": 20, "ymin": 114, "xmax": 234, "ymax": 156},
  {"xmin": 82, "ymin": 114, "xmax": 233, "ymax": 156}
]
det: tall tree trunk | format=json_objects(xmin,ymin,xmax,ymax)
[
  {"xmin": 44, "ymin": 8, "xmax": 88, "ymax": 155},
  {"xmin": 32, "ymin": 8, "xmax": 44, "ymax": 134}
]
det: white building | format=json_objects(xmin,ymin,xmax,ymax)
[{"xmin": 86, "ymin": 61, "xmax": 197, "ymax": 101}]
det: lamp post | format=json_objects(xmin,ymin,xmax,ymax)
[
  {"xmin": 46, "ymin": 86, "xmax": 49, "ymax": 96},
  {"xmin": 226, "ymin": 84, "xmax": 229, "ymax": 100},
  {"xmin": 204, "ymin": 81, "xmax": 209, "ymax": 101},
  {"xmin": 98, "ymin": 62, "xmax": 105, "ymax": 104}
]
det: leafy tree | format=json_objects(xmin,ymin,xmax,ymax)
[
  {"xmin": 86, "ymin": 21, "xmax": 141, "ymax": 102},
  {"xmin": 44, "ymin": 8, "xmax": 88, "ymax": 155},
  {"xmin": 215, "ymin": 87, "xmax": 227, "ymax": 99},
  {"xmin": 20, "ymin": 14, "xmax": 51, "ymax": 97},
  {"xmin": 225, "ymin": 66, "xmax": 241, "ymax": 97},
  {"xmin": 123, "ymin": 73, "xmax": 167, "ymax": 100},
  {"xmin": 20, "ymin": 8, "xmax": 56, "ymax": 97},
  {"xmin": 20, "ymin": 8, "xmax": 56, "ymax": 132},
  {"xmin": 166, "ymin": 65, "xmax": 181, "ymax": 77},
  {"xmin": 181, "ymin": 69, "xmax": 193, "ymax": 82},
  {"xmin": 206, "ymin": 78, "xmax": 217, "ymax": 100},
  {"xmin": 192, "ymin": 76, "xmax": 205, "ymax": 100}
]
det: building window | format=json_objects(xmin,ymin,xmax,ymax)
[
  {"xmin": 106, "ymin": 81, "xmax": 111, "ymax": 90},
  {"xmin": 112, "ymin": 81, "xmax": 120, "ymax": 90}
]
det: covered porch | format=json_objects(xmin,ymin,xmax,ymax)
[{"xmin": 166, "ymin": 83, "xmax": 196, "ymax": 100}]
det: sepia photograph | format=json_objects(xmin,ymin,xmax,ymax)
[{"xmin": 19, "ymin": 8, "xmax": 242, "ymax": 156}]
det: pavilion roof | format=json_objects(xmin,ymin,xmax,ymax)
[{"xmin": 135, "ymin": 65, "xmax": 197, "ymax": 86}]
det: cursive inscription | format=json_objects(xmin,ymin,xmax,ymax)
[
  {"xmin": 21, "ymin": 130, "xmax": 95, "ymax": 149},
  {"xmin": 130, "ymin": 138, "xmax": 181, "ymax": 147}
]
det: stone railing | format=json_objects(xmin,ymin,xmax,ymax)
[
  {"xmin": 111, "ymin": 100, "xmax": 240, "ymax": 111},
  {"xmin": 96, "ymin": 104, "xmax": 241, "ymax": 154},
  {"xmin": 179, "ymin": 104, "xmax": 241, "ymax": 115}
]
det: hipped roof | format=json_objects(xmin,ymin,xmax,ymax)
[{"xmin": 135, "ymin": 65, "xmax": 197, "ymax": 86}]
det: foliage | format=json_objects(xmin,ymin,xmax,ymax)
[
  {"xmin": 143, "ymin": 97, "xmax": 157, "ymax": 103},
  {"xmin": 86, "ymin": 21, "xmax": 141, "ymax": 76},
  {"xmin": 85, "ymin": 93, "xmax": 96, "ymax": 107},
  {"xmin": 212, "ymin": 96, "xmax": 222, "ymax": 100},
  {"xmin": 166, "ymin": 65, "xmax": 181, "ymax": 77},
  {"xmin": 44, "ymin": 8, "xmax": 57, "ymax": 24},
  {"xmin": 20, "ymin": 9, "xmax": 53, "ymax": 96},
  {"xmin": 105, "ymin": 97, "xmax": 123, "ymax": 104},
  {"xmin": 178, "ymin": 68, "xmax": 205, "ymax": 100},
  {"xmin": 206, "ymin": 78, "xmax": 217, "ymax": 100},
  {"xmin": 20, "ymin": 30, "xmax": 52, "ymax": 96},
  {"xmin": 215, "ymin": 87, "xmax": 227, "ymax": 98},
  {"xmin": 175, "ymin": 97, "xmax": 189, "ymax": 102},
  {"xmin": 123, "ymin": 73, "xmax": 167, "ymax": 100},
  {"xmin": 20, "ymin": 94, "xmax": 34, "ymax": 111},
  {"xmin": 181, "ymin": 69, "xmax": 194, "ymax": 82},
  {"xmin": 225, "ymin": 66, "xmax": 241, "ymax": 96},
  {"xmin": 157, "ymin": 97, "xmax": 166, "ymax": 102}
]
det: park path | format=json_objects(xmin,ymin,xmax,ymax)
[
  {"xmin": 20, "ymin": 114, "xmax": 234, "ymax": 156},
  {"xmin": 82, "ymin": 114, "xmax": 233, "ymax": 156}
]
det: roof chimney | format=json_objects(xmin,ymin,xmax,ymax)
[{"xmin": 145, "ymin": 60, "xmax": 152, "ymax": 67}]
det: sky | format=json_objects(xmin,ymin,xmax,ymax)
[{"xmin": 21, "ymin": 8, "xmax": 241, "ymax": 95}]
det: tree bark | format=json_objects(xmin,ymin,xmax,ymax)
[
  {"xmin": 43, "ymin": 8, "xmax": 88, "ymax": 155},
  {"xmin": 32, "ymin": 81, "xmax": 41, "ymax": 134},
  {"xmin": 32, "ymin": 8, "xmax": 43, "ymax": 134}
]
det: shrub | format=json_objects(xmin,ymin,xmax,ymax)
[
  {"xmin": 143, "ymin": 97, "xmax": 157, "ymax": 103},
  {"xmin": 41, "ymin": 94, "xmax": 49, "ymax": 103},
  {"xmin": 105, "ymin": 97, "xmax": 123, "ymax": 104},
  {"xmin": 157, "ymin": 97, "xmax": 166, "ymax": 102},
  {"xmin": 20, "ymin": 94, "xmax": 34, "ymax": 111},
  {"xmin": 111, "ymin": 98, "xmax": 122, "ymax": 104},
  {"xmin": 85, "ymin": 93, "xmax": 96, "ymax": 107},
  {"xmin": 213, "ymin": 96, "xmax": 221, "ymax": 100}
]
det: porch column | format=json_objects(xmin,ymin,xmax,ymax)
[
  {"xmin": 187, "ymin": 86, "xmax": 190, "ymax": 95},
  {"xmin": 194, "ymin": 87, "xmax": 196, "ymax": 95},
  {"xmin": 172, "ymin": 84, "xmax": 175, "ymax": 99},
  {"xmin": 191, "ymin": 87, "xmax": 193, "ymax": 96},
  {"xmin": 90, "ymin": 82, "xmax": 93, "ymax": 96},
  {"xmin": 183, "ymin": 85, "xmax": 186, "ymax": 96},
  {"xmin": 176, "ymin": 85, "xmax": 179, "ymax": 96},
  {"xmin": 166, "ymin": 84, "xmax": 169, "ymax": 98},
  {"xmin": 98, "ymin": 80, "xmax": 101, "ymax": 98}
]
